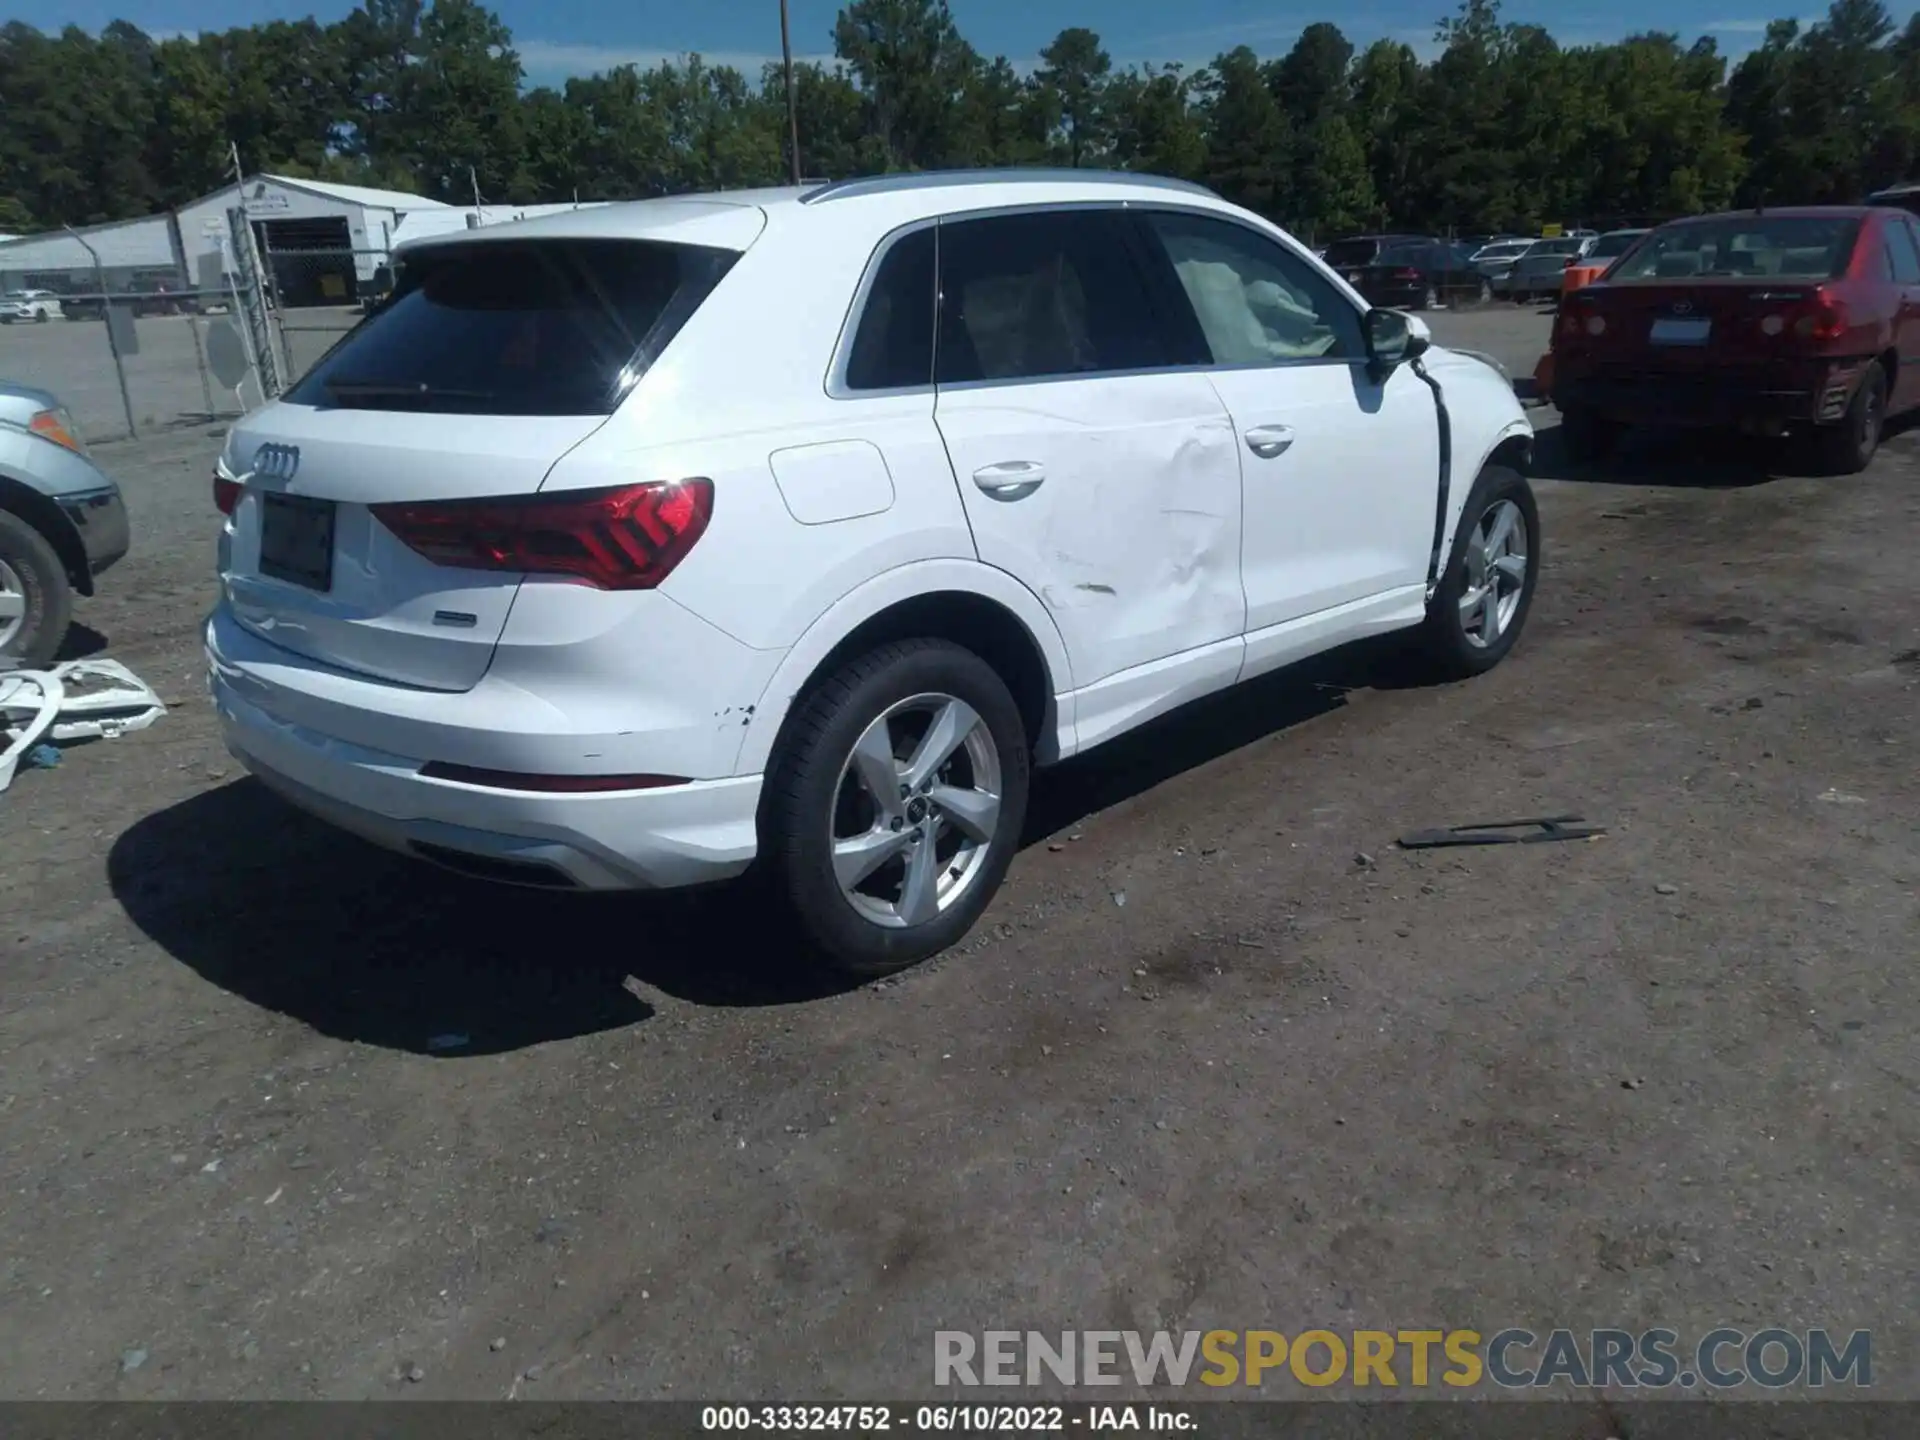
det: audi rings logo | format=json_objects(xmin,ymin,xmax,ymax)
[
  {"xmin": 1671, "ymin": 300, "xmax": 1694, "ymax": 315},
  {"xmin": 252, "ymin": 442, "xmax": 301, "ymax": 483}
]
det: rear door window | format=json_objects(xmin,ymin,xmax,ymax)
[
  {"xmin": 843, "ymin": 227, "xmax": 936, "ymax": 391},
  {"xmin": 287, "ymin": 239, "xmax": 737, "ymax": 415},
  {"xmin": 932, "ymin": 210, "xmax": 1181, "ymax": 384}
]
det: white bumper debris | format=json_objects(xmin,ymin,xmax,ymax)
[{"xmin": 0, "ymin": 659, "xmax": 167, "ymax": 792}]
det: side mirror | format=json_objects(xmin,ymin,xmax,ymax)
[{"xmin": 1366, "ymin": 307, "xmax": 1431, "ymax": 373}]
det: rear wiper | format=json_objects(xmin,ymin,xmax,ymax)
[{"xmin": 322, "ymin": 379, "xmax": 496, "ymax": 401}]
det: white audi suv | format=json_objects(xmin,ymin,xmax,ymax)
[{"xmin": 207, "ymin": 168, "xmax": 1539, "ymax": 974}]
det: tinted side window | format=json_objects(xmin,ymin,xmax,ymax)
[
  {"xmin": 934, "ymin": 211, "xmax": 1176, "ymax": 384},
  {"xmin": 844, "ymin": 227, "xmax": 935, "ymax": 390},
  {"xmin": 1140, "ymin": 210, "xmax": 1365, "ymax": 364},
  {"xmin": 1886, "ymin": 217, "xmax": 1920, "ymax": 284}
]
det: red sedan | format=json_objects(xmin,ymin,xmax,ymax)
[{"xmin": 1547, "ymin": 206, "xmax": 1920, "ymax": 473}]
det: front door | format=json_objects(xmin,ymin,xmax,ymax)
[
  {"xmin": 1127, "ymin": 208, "xmax": 1442, "ymax": 677},
  {"xmin": 931, "ymin": 208, "xmax": 1246, "ymax": 738}
]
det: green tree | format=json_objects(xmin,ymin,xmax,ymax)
[
  {"xmin": 1108, "ymin": 65, "xmax": 1207, "ymax": 181},
  {"xmin": 1034, "ymin": 27, "xmax": 1113, "ymax": 167},
  {"xmin": 1197, "ymin": 47, "xmax": 1291, "ymax": 217}
]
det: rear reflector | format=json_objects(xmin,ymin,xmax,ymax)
[
  {"xmin": 372, "ymin": 478, "xmax": 713, "ymax": 590},
  {"xmin": 1394, "ymin": 268, "xmax": 1422, "ymax": 280},
  {"xmin": 418, "ymin": 762, "xmax": 690, "ymax": 793},
  {"xmin": 214, "ymin": 475, "xmax": 241, "ymax": 515}
]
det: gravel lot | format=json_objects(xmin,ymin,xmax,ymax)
[{"xmin": 4, "ymin": 303, "xmax": 1918, "ymax": 1407}]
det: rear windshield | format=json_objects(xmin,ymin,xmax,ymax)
[
  {"xmin": 1376, "ymin": 242, "xmax": 1429, "ymax": 265},
  {"xmin": 1529, "ymin": 239, "xmax": 1581, "ymax": 257},
  {"xmin": 1323, "ymin": 239, "xmax": 1381, "ymax": 267},
  {"xmin": 287, "ymin": 239, "xmax": 737, "ymax": 415},
  {"xmin": 1609, "ymin": 216, "xmax": 1860, "ymax": 282},
  {"xmin": 1588, "ymin": 231, "xmax": 1645, "ymax": 259}
]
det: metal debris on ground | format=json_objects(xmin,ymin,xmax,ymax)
[
  {"xmin": 0, "ymin": 659, "xmax": 167, "ymax": 792},
  {"xmin": 1397, "ymin": 815, "xmax": 1606, "ymax": 848}
]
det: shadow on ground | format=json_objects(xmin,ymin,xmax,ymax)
[
  {"xmin": 109, "ymin": 639, "xmax": 1427, "ymax": 1055},
  {"xmin": 55, "ymin": 623, "xmax": 109, "ymax": 661},
  {"xmin": 1530, "ymin": 409, "xmax": 1920, "ymax": 488}
]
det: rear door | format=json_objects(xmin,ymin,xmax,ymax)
[
  {"xmin": 219, "ymin": 232, "xmax": 743, "ymax": 692},
  {"xmin": 931, "ymin": 207, "xmax": 1245, "ymax": 712}
]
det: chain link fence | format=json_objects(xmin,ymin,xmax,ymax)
[
  {"xmin": 259, "ymin": 244, "xmax": 390, "ymax": 383},
  {"xmin": 1, "ymin": 229, "xmax": 275, "ymax": 445}
]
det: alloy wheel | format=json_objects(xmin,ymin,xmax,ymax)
[
  {"xmin": 829, "ymin": 692, "xmax": 1005, "ymax": 929},
  {"xmin": 1457, "ymin": 499, "xmax": 1529, "ymax": 649},
  {"xmin": 0, "ymin": 559, "xmax": 26, "ymax": 651}
]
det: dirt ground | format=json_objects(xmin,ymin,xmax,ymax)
[{"xmin": 3, "ymin": 304, "xmax": 1917, "ymax": 1405}]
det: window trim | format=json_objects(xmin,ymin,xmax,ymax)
[{"xmin": 824, "ymin": 199, "xmax": 1375, "ymax": 400}]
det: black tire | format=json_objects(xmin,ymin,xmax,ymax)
[
  {"xmin": 761, "ymin": 638, "xmax": 1031, "ymax": 977},
  {"xmin": 0, "ymin": 508, "xmax": 75, "ymax": 665},
  {"xmin": 1558, "ymin": 403, "xmax": 1620, "ymax": 464},
  {"xmin": 33, "ymin": 309, "xmax": 48, "ymax": 323},
  {"xmin": 1418, "ymin": 285, "xmax": 1437, "ymax": 311},
  {"xmin": 1416, "ymin": 465, "xmax": 1542, "ymax": 681},
  {"xmin": 1478, "ymin": 278, "xmax": 1493, "ymax": 303},
  {"xmin": 1812, "ymin": 362, "xmax": 1886, "ymax": 475}
]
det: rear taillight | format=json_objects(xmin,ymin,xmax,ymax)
[
  {"xmin": 1792, "ymin": 288, "xmax": 1847, "ymax": 342},
  {"xmin": 1393, "ymin": 268, "xmax": 1421, "ymax": 281},
  {"xmin": 371, "ymin": 478, "xmax": 714, "ymax": 590},
  {"xmin": 214, "ymin": 474, "xmax": 241, "ymax": 515}
]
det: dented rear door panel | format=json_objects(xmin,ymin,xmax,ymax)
[{"xmin": 933, "ymin": 371, "xmax": 1245, "ymax": 691}]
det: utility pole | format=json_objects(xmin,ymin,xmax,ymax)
[{"xmin": 780, "ymin": 0, "xmax": 802, "ymax": 184}]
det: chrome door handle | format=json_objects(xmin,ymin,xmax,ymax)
[
  {"xmin": 972, "ymin": 460, "xmax": 1046, "ymax": 501},
  {"xmin": 1244, "ymin": 424, "xmax": 1295, "ymax": 459}
]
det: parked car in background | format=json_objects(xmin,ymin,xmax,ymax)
[
  {"xmin": 1346, "ymin": 239, "xmax": 1495, "ymax": 308},
  {"xmin": 1322, "ymin": 233, "xmax": 1434, "ymax": 278},
  {"xmin": 0, "ymin": 381, "xmax": 129, "ymax": 661},
  {"xmin": 0, "ymin": 290, "xmax": 64, "ymax": 324},
  {"xmin": 1497, "ymin": 236, "xmax": 1593, "ymax": 302},
  {"xmin": 1864, "ymin": 181, "xmax": 1920, "ymax": 216},
  {"xmin": 1469, "ymin": 238, "xmax": 1535, "ymax": 287},
  {"xmin": 1562, "ymin": 228, "xmax": 1650, "ymax": 294},
  {"xmin": 1550, "ymin": 206, "xmax": 1919, "ymax": 473},
  {"xmin": 206, "ymin": 171, "xmax": 1538, "ymax": 976}
]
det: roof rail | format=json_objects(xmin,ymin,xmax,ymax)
[{"xmin": 799, "ymin": 168, "xmax": 1219, "ymax": 205}]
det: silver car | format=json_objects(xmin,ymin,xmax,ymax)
[
  {"xmin": 1497, "ymin": 236, "xmax": 1593, "ymax": 302},
  {"xmin": 0, "ymin": 382, "xmax": 129, "ymax": 662}
]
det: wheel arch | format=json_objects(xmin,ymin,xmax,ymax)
[
  {"xmin": 732, "ymin": 559, "xmax": 1074, "ymax": 778},
  {"xmin": 0, "ymin": 471, "xmax": 91, "ymax": 596},
  {"xmin": 1438, "ymin": 417, "xmax": 1534, "ymax": 580}
]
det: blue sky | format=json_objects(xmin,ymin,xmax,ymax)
[{"xmin": 36, "ymin": 0, "xmax": 1809, "ymax": 85}]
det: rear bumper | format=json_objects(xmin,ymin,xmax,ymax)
[
  {"xmin": 205, "ymin": 605, "xmax": 764, "ymax": 891},
  {"xmin": 1555, "ymin": 363, "xmax": 1865, "ymax": 429}
]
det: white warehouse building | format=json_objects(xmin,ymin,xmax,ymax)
[{"xmin": 0, "ymin": 174, "xmax": 451, "ymax": 303}]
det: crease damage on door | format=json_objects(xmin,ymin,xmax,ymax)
[{"xmin": 1035, "ymin": 426, "xmax": 1238, "ymax": 622}]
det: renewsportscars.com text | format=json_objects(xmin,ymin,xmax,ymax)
[{"xmin": 933, "ymin": 1328, "xmax": 1871, "ymax": 1390}]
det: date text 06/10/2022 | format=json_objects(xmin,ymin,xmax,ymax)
[{"xmin": 701, "ymin": 1405, "xmax": 1193, "ymax": 1432}]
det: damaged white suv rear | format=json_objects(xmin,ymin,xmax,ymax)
[{"xmin": 207, "ymin": 169, "xmax": 1539, "ymax": 975}]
